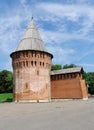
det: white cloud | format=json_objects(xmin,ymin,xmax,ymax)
[
  {"xmin": 77, "ymin": 50, "xmax": 94, "ymax": 62},
  {"xmin": 0, "ymin": 1, "xmax": 33, "ymax": 54},
  {"xmin": 81, "ymin": 63, "xmax": 94, "ymax": 67},
  {"xmin": 34, "ymin": 2, "xmax": 94, "ymax": 42},
  {"xmin": 79, "ymin": 63, "xmax": 94, "ymax": 72},
  {"xmin": 39, "ymin": 28, "xmax": 94, "ymax": 46},
  {"xmin": 47, "ymin": 46, "xmax": 75, "ymax": 64},
  {"xmin": 0, "ymin": 0, "xmax": 94, "ymax": 72},
  {"xmin": 35, "ymin": 3, "xmax": 93, "ymax": 20}
]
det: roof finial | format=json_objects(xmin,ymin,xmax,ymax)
[{"xmin": 31, "ymin": 15, "xmax": 34, "ymax": 20}]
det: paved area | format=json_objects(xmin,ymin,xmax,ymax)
[{"xmin": 0, "ymin": 98, "xmax": 94, "ymax": 130}]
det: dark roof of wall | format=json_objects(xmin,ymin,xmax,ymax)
[{"xmin": 51, "ymin": 67, "xmax": 84, "ymax": 75}]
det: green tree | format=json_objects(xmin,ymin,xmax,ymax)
[
  {"xmin": 83, "ymin": 72, "xmax": 94, "ymax": 94},
  {"xmin": 51, "ymin": 64, "xmax": 62, "ymax": 71},
  {"xmin": 0, "ymin": 70, "xmax": 13, "ymax": 93},
  {"xmin": 63, "ymin": 64, "xmax": 77, "ymax": 69}
]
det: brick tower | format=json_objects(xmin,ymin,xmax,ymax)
[{"xmin": 10, "ymin": 18, "xmax": 53, "ymax": 102}]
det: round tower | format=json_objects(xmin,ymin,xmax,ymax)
[{"xmin": 10, "ymin": 18, "xmax": 53, "ymax": 102}]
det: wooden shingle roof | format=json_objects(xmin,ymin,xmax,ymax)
[
  {"xmin": 16, "ymin": 18, "xmax": 47, "ymax": 52},
  {"xmin": 51, "ymin": 67, "xmax": 84, "ymax": 75}
]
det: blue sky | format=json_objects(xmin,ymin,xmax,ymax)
[{"xmin": 0, "ymin": 0, "xmax": 94, "ymax": 72}]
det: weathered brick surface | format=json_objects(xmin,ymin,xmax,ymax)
[
  {"xmin": 80, "ymin": 80, "xmax": 88, "ymax": 98},
  {"xmin": 11, "ymin": 50, "xmax": 52, "ymax": 102},
  {"xmin": 11, "ymin": 50, "xmax": 88, "ymax": 102},
  {"xmin": 51, "ymin": 73, "xmax": 88, "ymax": 99}
]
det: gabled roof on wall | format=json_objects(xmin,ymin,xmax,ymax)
[
  {"xmin": 16, "ymin": 18, "xmax": 47, "ymax": 52},
  {"xmin": 51, "ymin": 67, "xmax": 84, "ymax": 75}
]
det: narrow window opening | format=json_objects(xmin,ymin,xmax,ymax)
[
  {"xmin": 26, "ymin": 52, "xmax": 28, "ymax": 57},
  {"xmin": 26, "ymin": 61, "xmax": 28, "ymax": 66},
  {"xmin": 37, "ymin": 70, "xmax": 39, "ymax": 75},
  {"xmin": 23, "ymin": 61, "xmax": 25, "ymax": 67},
  {"xmin": 43, "ymin": 62, "xmax": 44, "ymax": 67},
  {"xmin": 43, "ymin": 53, "xmax": 44, "ymax": 58},
  {"xmin": 23, "ymin": 52, "xmax": 25, "ymax": 57},
  {"xmin": 35, "ymin": 52, "xmax": 36, "ymax": 57},
  {"xmin": 32, "ymin": 52, "xmax": 33, "ymax": 57},
  {"xmin": 25, "ymin": 83, "xmax": 28, "ymax": 89},
  {"xmin": 31, "ymin": 61, "xmax": 33, "ymax": 66}
]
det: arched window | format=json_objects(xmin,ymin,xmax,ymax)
[
  {"xmin": 26, "ymin": 52, "xmax": 28, "ymax": 57},
  {"xmin": 31, "ymin": 61, "xmax": 33, "ymax": 66},
  {"xmin": 35, "ymin": 61, "xmax": 36, "ymax": 66},
  {"xmin": 26, "ymin": 61, "xmax": 28, "ymax": 67},
  {"xmin": 40, "ymin": 53, "xmax": 42, "ymax": 58},
  {"xmin": 35, "ymin": 52, "xmax": 36, "ymax": 57},
  {"xmin": 23, "ymin": 61, "xmax": 25, "ymax": 67},
  {"xmin": 32, "ymin": 52, "xmax": 33, "ymax": 57},
  {"xmin": 43, "ymin": 62, "xmax": 44, "ymax": 67},
  {"xmin": 43, "ymin": 53, "xmax": 44, "ymax": 58},
  {"xmin": 40, "ymin": 62, "xmax": 41, "ymax": 66},
  {"xmin": 37, "ymin": 70, "xmax": 39, "ymax": 75}
]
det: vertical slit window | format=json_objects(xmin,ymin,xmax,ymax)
[
  {"xmin": 31, "ymin": 61, "xmax": 33, "ymax": 66},
  {"xmin": 37, "ymin": 70, "xmax": 39, "ymax": 75},
  {"xmin": 26, "ymin": 61, "xmax": 28, "ymax": 67},
  {"xmin": 40, "ymin": 62, "xmax": 41, "ymax": 66},
  {"xmin": 43, "ymin": 62, "xmax": 44, "ymax": 67},
  {"xmin": 26, "ymin": 52, "xmax": 28, "ymax": 57},
  {"xmin": 23, "ymin": 61, "xmax": 25, "ymax": 67}
]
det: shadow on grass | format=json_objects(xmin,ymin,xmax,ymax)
[
  {"xmin": 0, "ymin": 98, "xmax": 13, "ymax": 103},
  {"xmin": 5, "ymin": 98, "xmax": 13, "ymax": 102}
]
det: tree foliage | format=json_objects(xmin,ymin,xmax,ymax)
[
  {"xmin": 63, "ymin": 64, "xmax": 77, "ymax": 69},
  {"xmin": 51, "ymin": 64, "xmax": 77, "ymax": 71},
  {"xmin": 0, "ymin": 70, "xmax": 13, "ymax": 93},
  {"xmin": 51, "ymin": 64, "xmax": 62, "ymax": 71},
  {"xmin": 83, "ymin": 72, "xmax": 94, "ymax": 94}
]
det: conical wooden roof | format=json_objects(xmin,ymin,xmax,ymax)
[{"xmin": 16, "ymin": 18, "xmax": 47, "ymax": 52}]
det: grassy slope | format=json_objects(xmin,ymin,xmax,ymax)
[{"xmin": 0, "ymin": 93, "xmax": 13, "ymax": 102}]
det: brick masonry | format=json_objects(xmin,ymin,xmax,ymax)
[
  {"xmin": 10, "ymin": 18, "xmax": 88, "ymax": 102},
  {"xmin": 51, "ymin": 73, "xmax": 88, "ymax": 99},
  {"xmin": 11, "ymin": 50, "xmax": 88, "ymax": 102},
  {"xmin": 11, "ymin": 50, "xmax": 52, "ymax": 102}
]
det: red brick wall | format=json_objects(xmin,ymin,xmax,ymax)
[
  {"xmin": 51, "ymin": 73, "xmax": 87, "ymax": 99},
  {"xmin": 80, "ymin": 80, "xmax": 88, "ymax": 98}
]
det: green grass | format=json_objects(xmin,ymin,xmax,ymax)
[{"xmin": 0, "ymin": 93, "xmax": 13, "ymax": 102}]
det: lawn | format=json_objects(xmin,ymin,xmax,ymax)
[{"xmin": 0, "ymin": 93, "xmax": 13, "ymax": 102}]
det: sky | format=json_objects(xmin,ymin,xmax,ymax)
[{"xmin": 0, "ymin": 0, "xmax": 94, "ymax": 72}]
